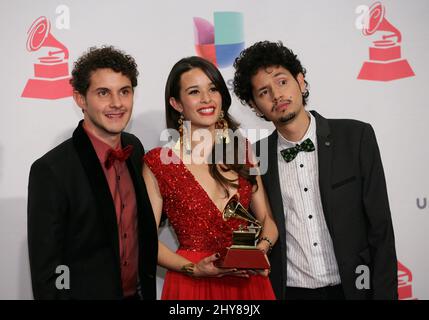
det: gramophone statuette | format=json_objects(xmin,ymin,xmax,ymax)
[{"xmin": 218, "ymin": 194, "xmax": 270, "ymax": 269}]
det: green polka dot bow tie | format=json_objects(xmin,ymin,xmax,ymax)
[{"xmin": 280, "ymin": 138, "xmax": 315, "ymax": 163}]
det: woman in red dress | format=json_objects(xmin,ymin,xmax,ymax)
[{"xmin": 143, "ymin": 56, "xmax": 278, "ymax": 300}]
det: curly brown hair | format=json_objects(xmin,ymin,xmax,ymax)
[
  {"xmin": 233, "ymin": 41, "xmax": 309, "ymax": 111},
  {"xmin": 70, "ymin": 46, "xmax": 138, "ymax": 95}
]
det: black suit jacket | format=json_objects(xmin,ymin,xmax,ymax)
[
  {"xmin": 257, "ymin": 110, "xmax": 397, "ymax": 300},
  {"xmin": 27, "ymin": 121, "xmax": 158, "ymax": 300}
]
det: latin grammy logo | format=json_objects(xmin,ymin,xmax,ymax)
[
  {"xmin": 21, "ymin": 16, "xmax": 72, "ymax": 99},
  {"xmin": 398, "ymin": 261, "xmax": 417, "ymax": 300},
  {"xmin": 358, "ymin": 2, "xmax": 414, "ymax": 81}
]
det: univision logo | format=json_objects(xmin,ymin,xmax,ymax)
[
  {"xmin": 417, "ymin": 197, "xmax": 427, "ymax": 209},
  {"xmin": 193, "ymin": 12, "xmax": 244, "ymax": 68}
]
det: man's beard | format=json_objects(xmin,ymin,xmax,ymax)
[{"xmin": 279, "ymin": 112, "xmax": 297, "ymax": 124}]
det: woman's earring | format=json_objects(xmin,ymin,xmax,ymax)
[
  {"xmin": 173, "ymin": 114, "xmax": 183, "ymax": 151},
  {"xmin": 215, "ymin": 110, "xmax": 230, "ymax": 144},
  {"xmin": 174, "ymin": 113, "xmax": 191, "ymax": 154}
]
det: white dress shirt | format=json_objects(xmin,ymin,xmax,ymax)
[{"xmin": 277, "ymin": 112, "xmax": 341, "ymax": 288}]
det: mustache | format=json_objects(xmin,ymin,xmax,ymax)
[{"xmin": 271, "ymin": 98, "xmax": 292, "ymax": 112}]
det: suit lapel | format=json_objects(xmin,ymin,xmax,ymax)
[
  {"xmin": 266, "ymin": 131, "xmax": 286, "ymax": 231},
  {"xmin": 264, "ymin": 130, "xmax": 288, "ymax": 298},
  {"xmin": 121, "ymin": 135, "xmax": 156, "ymax": 235},
  {"xmin": 72, "ymin": 121, "xmax": 120, "ymax": 263},
  {"xmin": 311, "ymin": 110, "xmax": 334, "ymax": 235},
  {"xmin": 121, "ymin": 134, "xmax": 145, "ymax": 218}
]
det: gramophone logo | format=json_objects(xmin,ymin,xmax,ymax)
[
  {"xmin": 398, "ymin": 261, "xmax": 417, "ymax": 300},
  {"xmin": 358, "ymin": 2, "xmax": 414, "ymax": 81},
  {"xmin": 193, "ymin": 12, "xmax": 244, "ymax": 68},
  {"xmin": 21, "ymin": 16, "xmax": 72, "ymax": 99}
]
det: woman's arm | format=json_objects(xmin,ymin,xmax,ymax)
[
  {"xmin": 250, "ymin": 175, "xmax": 279, "ymax": 255},
  {"xmin": 143, "ymin": 164, "xmax": 243, "ymax": 278}
]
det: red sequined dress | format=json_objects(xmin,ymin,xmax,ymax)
[{"xmin": 144, "ymin": 147, "xmax": 275, "ymax": 300}]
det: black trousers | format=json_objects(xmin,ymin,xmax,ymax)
[{"xmin": 285, "ymin": 285, "xmax": 345, "ymax": 300}]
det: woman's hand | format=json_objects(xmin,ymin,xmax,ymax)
[
  {"xmin": 256, "ymin": 239, "xmax": 271, "ymax": 255},
  {"xmin": 192, "ymin": 253, "xmax": 249, "ymax": 278},
  {"xmin": 246, "ymin": 268, "xmax": 270, "ymax": 277}
]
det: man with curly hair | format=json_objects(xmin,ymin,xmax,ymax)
[
  {"xmin": 233, "ymin": 41, "xmax": 397, "ymax": 300},
  {"xmin": 28, "ymin": 46, "xmax": 158, "ymax": 300}
]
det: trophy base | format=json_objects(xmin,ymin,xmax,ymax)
[
  {"xmin": 21, "ymin": 77, "xmax": 72, "ymax": 99},
  {"xmin": 357, "ymin": 59, "xmax": 414, "ymax": 81},
  {"xmin": 217, "ymin": 248, "xmax": 270, "ymax": 269}
]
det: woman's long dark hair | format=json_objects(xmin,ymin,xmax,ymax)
[{"xmin": 165, "ymin": 56, "xmax": 256, "ymax": 197}]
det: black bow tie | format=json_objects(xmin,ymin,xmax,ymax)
[{"xmin": 280, "ymin": 138, "xmax": 315, "ymax": 163}]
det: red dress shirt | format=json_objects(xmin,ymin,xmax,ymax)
[{"xmin": 84, "ymin": 124, "xmax": 139, "ymax": 297}]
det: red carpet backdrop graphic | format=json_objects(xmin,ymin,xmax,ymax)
[
  {"xmin": 21, "ymin": 16, "xmax": 72, "ymax": 99},
  {"xmin": 398, "ymin": 261, "xmax": 417, "ymax": 300},
  {"xmin": 357, "ymin": 1, "xmax": 414, "ymax": 81}
]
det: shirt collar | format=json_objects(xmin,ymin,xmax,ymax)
[{"xmin": 83, "ymin": 122, "xmax": 121, "ymax": 164}]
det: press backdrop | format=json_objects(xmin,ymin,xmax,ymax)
[{"xmin": 0, "ymin": 0, "xmax": 427, "ymax": 299}]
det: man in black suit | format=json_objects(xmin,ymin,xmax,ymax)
[
  {"xmin": 27, "ymin": 46, "xmax": 158, "ymax": 299},
  {"xmin": 233, "ymin": 41, "xmax": 397, "ymax": 300}
]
